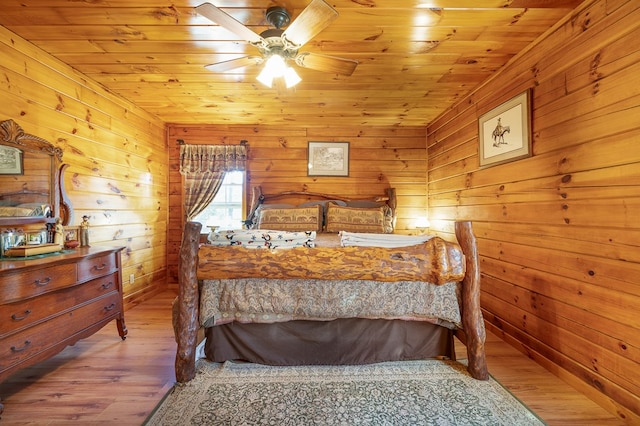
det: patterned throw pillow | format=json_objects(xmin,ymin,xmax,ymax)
[
  {"xmin": 298, "ymin": 200, "xmax": 347, "ymax": 228},
  {"xmin": 257, "ymin": 205, "xmax": 323, "ymax": 232},
  {"xmin": 325, "ymin": 203, "xmax": 387, "ymax": 233}
]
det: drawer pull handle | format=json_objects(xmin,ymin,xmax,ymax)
[
  {"xmin": 101, "ymin": 281, "xmax": 114, "ymax": 290},
  {"xmin": 11, "ymin": 310, "xmax": 32, "ymax": 321},
  {"xmin": 93, "ymin": 263, "xmax": 107, "ymax": 271},
  {"xmin": 104, "ymin": 303, "xmax": 116, "ymax": 312},
  {"xmin": 34, "ymin": 277, "xmax": 52, "ymax": 286},
  {"xmin": 11, "ymin": 340, "xmax": 31, "ymax": 353}
]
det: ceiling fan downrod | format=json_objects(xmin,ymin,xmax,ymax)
[{"xmin": 265, "ymin": 6, "xmax": 290, "ymax": 29}]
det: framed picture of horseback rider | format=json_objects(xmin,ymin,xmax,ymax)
[{"xmin": 478, "ymin": 89, "xmax": 532, "ymax": 167}]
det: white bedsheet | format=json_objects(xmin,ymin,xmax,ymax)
[{"xmin": 340, "ymin": 231, "xmax": 434, "ymax": 248}]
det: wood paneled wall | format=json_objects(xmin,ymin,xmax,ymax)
[
  {"xmin": 0, "ymin": 26, "xmax": 168, "ymax": 304},
  {"xmin": 427, "ymin": 0, "xmax": 640, "ymax": 422},
  {"xmin": 166, "ymin": 124, "xmax": 427, "ymax": 283}
]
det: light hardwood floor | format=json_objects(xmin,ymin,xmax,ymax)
[{"xmin": 0, "ymin": 290, "xmax": 625, "ymax": 425}]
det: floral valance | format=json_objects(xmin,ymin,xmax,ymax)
[{"xmin": 179, "ymin": 144, "xmax": 247, "ymax": 174}]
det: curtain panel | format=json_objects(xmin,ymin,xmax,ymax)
[{"xmin": 179, "ymin": 144, "xmax": 247, "ymax": 221}]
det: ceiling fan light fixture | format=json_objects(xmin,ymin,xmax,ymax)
[
  {"xmin": 256, "ymin": 55, "xmax": 285, "ymax": 87},
  {"xmin": 256, "ymin": 68, "xmax": 274, "ymax": 88},
  {"xmin": 257, "ymin": 54, "xmax": 300, "ymax": 88},
  {"xmin": 284, "ymin": 67, "xmax": 301, "ymax": 88}
]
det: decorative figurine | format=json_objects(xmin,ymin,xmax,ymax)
[
  {"xmin": 54, "ymin": 218, "xmax": 64, "ymax": 247},
  {"xmin": 80, "ymin": 215, "xmax": 90, "ymax": 247}
]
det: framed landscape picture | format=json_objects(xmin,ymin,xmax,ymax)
[
  {"xmin": 478, "ymin": 89, "xmax": 532, "ymax": 167},
  {"xmin": 307, "ymin": 142, "xmax": 350, "ymax": 176}
]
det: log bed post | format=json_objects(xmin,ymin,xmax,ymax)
[
  {"xmin": 175, "ymin": 221, "xmax": 202, "ymax": 383},
  {"xmin": 455, "ymin": 221, "xmax": 489, "ymax": 380}
]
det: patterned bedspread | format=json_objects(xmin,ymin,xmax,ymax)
[{"xmin": 199, "ymin": 278, "xmax": 462, "ymax": 330}]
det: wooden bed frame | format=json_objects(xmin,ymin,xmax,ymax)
[{"xmin": 174, "ymin": 220, "xmax": 488, "ymax": 383}]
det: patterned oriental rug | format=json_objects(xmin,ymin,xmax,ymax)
[{"xmin": 145, "ymin": 359, "xmax": 545, "ymax": 425}]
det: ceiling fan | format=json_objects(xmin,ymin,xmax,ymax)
[{"xmin": 195, "ymin": 0, "xmax": 358, "ymax": 88}]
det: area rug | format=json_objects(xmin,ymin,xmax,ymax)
[{"xmin": 145, "ymin": 359, "xmax": 545, "ymax": 425}]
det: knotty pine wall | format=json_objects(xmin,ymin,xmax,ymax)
[
  {"xmin": 0, "ymin": 26, "xmax": 169, "ymax": 305},
  {"xmin": 166, "ymin": 124, "xmax": 427, "ymax": 283},
  {"xmin": 427, "ymin": 0, "xmax": 639, "ymax": 421}
]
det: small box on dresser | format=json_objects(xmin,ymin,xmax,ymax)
[{"xmin": 0, "ymin": 246, "xmax": 127, "ymax": 414}]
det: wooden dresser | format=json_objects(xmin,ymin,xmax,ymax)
[{"xmin": 0, "ymin": 246, "xmax": 127, "ymax": 413}]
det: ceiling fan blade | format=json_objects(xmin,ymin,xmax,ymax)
[
  {"xmin": 282, "ymin": 0, "xmax": 338, "ymax": 47},
  {"xmin": 196, "ymin": 3, "xmax": 264, "ymax": 45},
  {"xmin": 204, "ymin": 56, "xmax": 263, "ymax": 73},
  {"xmin": 295, "ymin": 52, "xmax": 358, "ymax": 76}
]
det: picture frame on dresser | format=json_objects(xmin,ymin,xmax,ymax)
[{"xmin": 64, "ymin": 226, "xmax": 78, "ymax": 242}]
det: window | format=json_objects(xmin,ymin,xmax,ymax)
[{"xmin": 192, "ymin": 170, "xmax": 245, "ymax": 230}]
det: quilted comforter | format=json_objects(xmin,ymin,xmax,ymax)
[{"xmin": 199, "ymin": 277, "xmax": 462, "ymax": 329}]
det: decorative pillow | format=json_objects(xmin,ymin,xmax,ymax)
[
  {"xmin": 257, "ymin": 205, "xmax": 323, "ymax": 232},
  {"xmin": 325, "ymin": 203, "xmax": 388, "ymax": 233},
  {"xmin": 247, "ymin": 204, "xmax": 296, "ymax": 228},
  {"xmin": 381, "ymin": 205, "xmax": 394, "ymax": 233},
  {"xmin": 298, "ymin": 200, "xmax": 348, "ymax": 227},
  {"xmin": 345, "ymin": 201, "xmax": 394, "ymax": 233}
]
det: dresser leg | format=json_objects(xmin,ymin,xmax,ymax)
[{"xmin": 117, "ymin": 316, "xmax": 128, "ymax": 340}]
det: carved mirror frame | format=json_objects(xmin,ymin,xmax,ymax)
[{"xmin": 0, "ymin": 119, "xmax": 73, "ymax": 226}]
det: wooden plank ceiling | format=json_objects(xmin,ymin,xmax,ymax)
[{"xmin": 0, "ymin": 0, "xmax": 583, "ymax": 127}]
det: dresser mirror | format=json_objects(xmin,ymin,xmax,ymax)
[{"xmin": 0, "ymin": 119, "xmax": 73, "ymax": 254}]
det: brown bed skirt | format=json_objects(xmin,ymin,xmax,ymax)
[{"xmin": 204, "ymin": 318, "xmax": 455, "ymax": 366}]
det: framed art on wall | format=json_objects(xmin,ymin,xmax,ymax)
[
  {"xmin": 307, "ymin": 141, "xmax": 350, "ymax": 176},
  {"xmin": 478, "ymin": 89, "xmax": 532, "ymax": 167}
]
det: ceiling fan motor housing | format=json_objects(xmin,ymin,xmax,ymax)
[{"xmin": 258, "ymin": 28, "xmax": 298, "ymax": 59}]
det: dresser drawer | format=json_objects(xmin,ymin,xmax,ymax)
[
  {"xmin": 0, "ymin": 291, "xmax": 122, "ymax": 372},
  {"xmin": 0, "ymin": 263, "xmax": 77, "ymax": 304},
  {"xmin": 0, "ymin": 273, "xmax": 120, "ymax": 338},
  {"xmin": 77, "ymin": 253, "xmax": 118, "ymax": 282}
]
